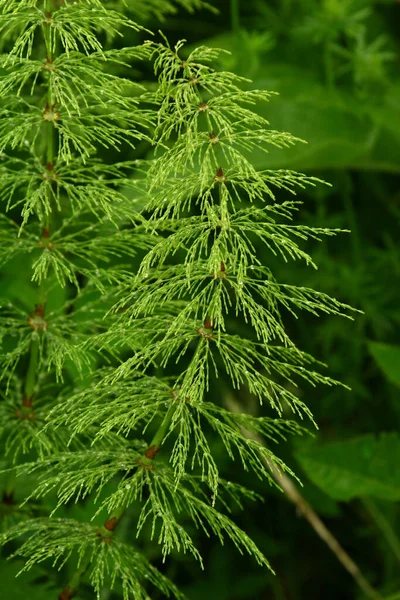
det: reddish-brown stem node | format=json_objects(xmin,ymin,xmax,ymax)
[
  {"xmin": 59, "ymin": 586, "xmax": 77, "ymax": 600},
  {"xmin": 211, "ymin": 262, "xmax": 228, "ymax": 279},
  {"xmin": 135, "ymin": 457, "xmax": 155, "ymax": 471},
  {"xmin": 101, "ymin": 536, "xmax": 113, "ymax": 544},
  {"xmin": 144, "ymin": 444, "xmax": 159, "ymax": 460},
  {"xmin": 22, "ymin": 393, "xmax": 33, "ymax": 408},
  {"xmin": 104, "ymin": 517, "xmax": 120, "ymax": 532},
  {"xmin": 209, "ymin": 132, "xmax": 219, "ymax": 144},
  {"xmin": 169, "ymin": 388, "xmax": 190, "ymax": 402},
  {"xmin": 204, "ymin": 316, "xmax": 213, "ymax": 330},
  {"xmin": 37, "ymin": 240, "xmax": 54, "ymax": 249},
  {"xmin": 197, "ymin": 317, "xmax": 214, "ymax": 339},
  {"xmin": 43, "ymin": 103, "xmax": 60, "ymax": 122},
  {"xmin": 43, "ymin": 57, "xmax": 56, "ymax": 71},
  {"xmin": 38, "ymin": 232, "xmax": 54, "ymax": 249},
  {"xmin": 15, "ymin": 408, "xmax": 36, "ymax": 420},
  {"xmin": 27, "ymin": 304, "xmax": 48, "ymax": 331},
  {"xmin": 41, "ymin": 165, "xmax": 58, "ymax": 182},
  {"xmin": 214, "ymin": 167, "xmax": 227, "ymax": 183}
]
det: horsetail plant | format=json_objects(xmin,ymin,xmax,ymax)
[{"xmin": 0, "ymin": 2, "xmax": 357, "ymax": 599}]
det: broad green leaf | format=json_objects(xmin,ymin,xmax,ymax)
[
  {"xmin": 295, "ymin": 434, "xmax": 400, "ymax": 501},
  {"xmin": 0, "ymin": 560, "xmax": 55, "ymax": 600},
  {"xmin": 368, "ymin": 341, "xmax": 400, "ymax": 388},
  {"xmin": 251, "ymin": 68, "xmax": 400, "ymax": 173}
]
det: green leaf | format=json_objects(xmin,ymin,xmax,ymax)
[
  {"xmin": 251, "ymin": 66, "xmax": 400, "ymax": 174},
  {"xmin": 295, "ymin": 433, "xmax": 400, "ymax": 502},
  {"xmin": 368, "ymin": 341, "xmax": 400, "ymax": 388},
  {"xmin": 0, "ymin": 560, "xmax": 55, "ymax": 600}
]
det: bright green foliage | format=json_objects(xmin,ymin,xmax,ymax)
[
  {"xmin": 93, "ymin": 38, "xmax": 355, "ymax": 474},
  {"xmin": 1, "ymin": 518, "xmax": 187, "ymax": 600},
  {"xmin": 0, "ymin": 1, "xmax": 358, "ymax": 599},
  {"xmin": 152, "ymin": 2, "xmax": 400, "ymax": 598}
]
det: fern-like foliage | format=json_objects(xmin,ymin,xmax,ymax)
[
  {"xmin": 0, "ymin": 1, "xmax": 357, "ymax": 599},
  {"xmin": 82, "ymin": 38, "xmax": 356, "ymax": 487}
]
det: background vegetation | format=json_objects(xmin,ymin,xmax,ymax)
[{"xmin": 1, "ymin": 1, "xmax": 400, "ymax": 599}]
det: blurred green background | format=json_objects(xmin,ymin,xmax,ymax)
[{"xmin": 1, "ymin": 1, "xmax": 400, "ymax": 599}]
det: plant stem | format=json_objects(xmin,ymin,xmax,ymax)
[
  {"xmin": 44, "ymin": 0, "xmax": 55, "ymax": 192},
  {"xmin": 108, "ymin": 404, "xmax": 177, "ymax": 532},
  {"xmin": 59, "ymin": 402, "xmax": 176, "ymax": 597},
  {"xmin": 23, "ymin": 333, "xmax": 39, "ymax": 406},
  {"xmin": 224, "ymin": 393, "xmax": 383, "ymax": 600},
  {"xmin": 362, "ymin": 497, "xmax": 400, "ymax": 565},
  {"xmin": 105, "ymin": 402, "xmax": 176, "ymax": 530},
  {"xmin": 231, "ymin": 0, "xmax": 240, "ymax": 35},
  {"xmin": 59, "ymin": 556, "xmax": 91, "ymax": 600},
  {"xmin": 145, "ymin": 401, "xmax": 176, "ymax": 457},
  {"xmin": 22, "ymin": 0, "xmax": 56, "ymax": 410}
]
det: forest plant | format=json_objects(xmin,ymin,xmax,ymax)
[{"xmin": 0, "ymin": 1, "xmax": 358, "ymax": 598}]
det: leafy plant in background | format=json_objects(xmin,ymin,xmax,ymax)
[{"xmin": 0, "ymin": 1, "xmax": 368, "ymax": 599}]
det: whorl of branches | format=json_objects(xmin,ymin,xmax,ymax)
[{"xmin": 0, "ymin": 2, "xmax": 355, "ymax": 598}]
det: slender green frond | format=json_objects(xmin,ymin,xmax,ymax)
[{"xmin": 0, "ymin": 518, "xmax": 187, "ymax": 600}]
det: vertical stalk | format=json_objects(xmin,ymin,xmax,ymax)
[
  {"xmin": 58, "ymin": 403, "xmax": 177, "ymax": 598},
  {"xmin": 105, "ymin": 402, "xmax": 177, "ymax": 530},
  {"xmin": 46, "ymin": 119, "xmax": 55, "ymax": 169},
  {"xmin": 231, "ymin": 0, "xmax": 240, "ymax": 36},
  {"xmin": 45, "ymin": 3, "xmax": 55, "ymax": 172},
  {"xmin": 59, "ymin": 556, "xmax": 91, "ymax": 600},
  {"xmin": 144, "ymin": 401, "xmax": 176, "ymax": 458},
  {"xmin": 105, "ymin": 404, "xmax": 177, "ymax": 531},
  {"xmin": 21, "ymin": 0, "xmax": 56, "ymax": 411},
  {"xmin": 44, "ymin": 0, "xmax": 55, "ymax": 174},
  {"xmin": 23, "ymin": 333, "xmax": 39, "ymax": 406}
]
